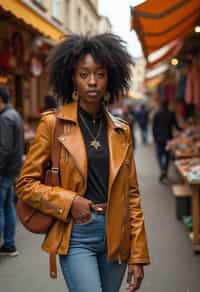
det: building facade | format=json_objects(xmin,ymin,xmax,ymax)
[
  {"xmin": 63, "ymin": 0, "xmax": 100, "ymax": 35},
  {"xmin": 98, "ymin": 15, "xmax": 112, "ymax": 34},
  {"xmin": 129, "ymin": 57, "xmax": 146, "ymax": 100}
]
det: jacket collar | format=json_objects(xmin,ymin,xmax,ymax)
[{"xmin": 57, "ymin": 101, "xmax": 125, "ymax": 132}]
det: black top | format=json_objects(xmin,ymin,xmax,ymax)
[
  {"xmin": 78, "ymin": 106, "xmax": 109, "ymax": 203},
  {"xmin": 152, "ymin": 107, "xmax": 181, "ymax": 144}
]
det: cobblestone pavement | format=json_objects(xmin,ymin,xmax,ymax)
[{"xmin": 1, "ymin": 142, "xmax": 200, "ymax": 292}]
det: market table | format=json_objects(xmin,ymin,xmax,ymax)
[{"xmin": 175, "ymin": 159, "xmax": 200, "ymax": 252}]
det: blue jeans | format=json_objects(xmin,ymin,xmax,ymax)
[
  {"xmin": 156, "ymin": 142, "xmax": 170, "ymax": 174},
  {"xmin": 140, "ymin": 127, "xmax": 148, "ymax": 144},
  {"xmin": 60, "ymin": 212, "xmax": 127, "ymax": 292},
  {"xmin": 0, "ymin": 176, "xmax": 17, "ymax": 247}
]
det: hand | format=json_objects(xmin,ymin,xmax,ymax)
[
  {"xmin": 127, "ymin": 264, "xmax": 144, "ymax": 292},
  {"xmin": 71, "ymin": 196, "xmax": 92, "ymax": 224}
]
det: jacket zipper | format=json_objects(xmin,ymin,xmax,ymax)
[
  {"xmin": 117, "ymin": 181, "xmax": 127, "ymax": 264},
  {"xmin": 64, "ymin": 147, "xmax": 87, "ymax": 197}
]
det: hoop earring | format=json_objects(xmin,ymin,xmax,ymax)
[
  {"xmin": 104, "ymin": 92, "xmax": 111, "ymax": 102},
  {"xmin": 72, "ymin": 90, "xmax": 79, "ymax": 101}
]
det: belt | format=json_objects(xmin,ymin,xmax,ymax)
[{"xmin": 91, "ymin": 203, "xmax": 107, "ymax": 214}]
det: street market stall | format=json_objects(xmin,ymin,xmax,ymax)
[{"xmin": 131, "ymin": 0, "xmax": 200, "ymax": 252}]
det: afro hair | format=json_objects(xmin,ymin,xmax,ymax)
[{"xmin": 47, "ymin": 33, "xmax": 134, "ymax": 104}]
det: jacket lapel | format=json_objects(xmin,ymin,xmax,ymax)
[
  {"xmin": 57, "ymin": 102, "xmax": 87, "ymax": 180},
  {"xmin": 106, "ymin": 112, "xmax": 129, "ymax": 195}
]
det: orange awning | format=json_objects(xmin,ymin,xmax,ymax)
[
  {"xmin": 0, "ymin": 0, "xmax": 64, "ymax": 42},
  {"xmin": 131, "ymin": 0, "xmax": 200, "ymax": 59}
]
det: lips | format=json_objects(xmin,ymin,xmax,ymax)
[{"xmin": 87, "ymin": 90, "xmax": 99, "ymax": 96}]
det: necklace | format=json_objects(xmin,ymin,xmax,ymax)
[{"xmin": 79, "ymin": 113, "xmax": 103, "ymax": 150}]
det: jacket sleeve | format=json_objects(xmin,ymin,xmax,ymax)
[
  {"xmin": 126, "ymin": 128, "xmax": 150, "ymax": 265},
  {"xmin": 16, "ymin": 114, "xmax": 76, "ymax": 222},
  {"xmin": 0, "ymin": 116, "xmax": 14, "ymax": 176}
]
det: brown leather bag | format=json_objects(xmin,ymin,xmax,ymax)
[
  {"xmin": 17, "ymin": 117, "xmax": 63, "ymax": 279},
  {"xmin": 17, "ymin": 117, "xmax": 63, "ymax": 234}
]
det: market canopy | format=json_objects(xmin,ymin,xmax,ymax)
[
  {"xmin": 0, "ymin": 0, "xmax": 64, "ymax": 42},
  {"xmin": 131, "ymin": 0, "xmax": 200, "ymax": 60}
]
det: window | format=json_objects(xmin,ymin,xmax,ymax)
[
  {"xmin": 52, "ymin": 0, "xmax": 61, "ymax": 20},
  {"xmin": 32, "ymin": 0, "xmax": 46, "ymax": 11}
]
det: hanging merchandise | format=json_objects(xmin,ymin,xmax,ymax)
[
  {"xmin": 11, "ymin": 31, "xmax": 24, "ymax": 61},
  {"xmin": 0, "ymin": 39, "xmax": 17, "ymax": 72},
  {"xmin": 185, "ymin": 61, "xmax": 200, "ymax": 105},
  {"xmin": 177, "ymin": 74, "xmax": 187, "ymax": 101},
  {"xmin": 157, "ymin": 73, "xmax": 176, "ymax": 103},
  {"xmin": 30, "ymin": 55, "xmax": 43, "ymax": 77}
]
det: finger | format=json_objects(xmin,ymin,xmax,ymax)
[
  {"xmin": 126, "ymin": 283, "xmax": 134, "ymax": 292},
  {"xmin": 85, "ymin": 212, "xmax": 92, "ymax": 220},
  {"xmin": 74, "ymin": 218, "xmax": 82, "ymax": 224},
  {"xmin": 126, "ymin": 271, "xmax": 133, "ymax": 284},
  {"xmin": 131, "ymin": 277, "xmax": 143, "ymax": 291},
  {"xmin": 78, "ymin": 213, "xmax": 86, "ymax": 220}
]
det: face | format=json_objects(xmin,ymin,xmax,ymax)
[{"xmin": 73, "ymin": 54, "xmax": 108, "ymax": 106}]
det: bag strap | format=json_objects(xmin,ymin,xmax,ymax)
[
  {"xmin": 52, "ymin": 117, "xmax": 63, "ymax": 168},
  {"xmin": 50, "ymin": 117, "xmax": 63, "ymax": 186},
  {"xmin": 49, "ymin": 116, "xmax": 64, "ymax": 279}
]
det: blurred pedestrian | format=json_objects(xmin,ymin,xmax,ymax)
[
  {"xmin": 152, "ymin": 100, "xmax": 181, "ymax": 182},
  {"xmin": 42, "ymin": 94, "xmax": 58, "ymax": 112},
  {"xmin": 135, "ymin": 103, "xmax": 149, "ymax": 144},
  {"xmin": 16, "ymin": 34, "xmax": 150, "ymax": 292},
  {"xmin": 0, "ymin": 87, "xmax": 24, "ymax": 256},
  {"xmin": 122, "ymin": 103, "xmax": 136, "ymax": 149}
]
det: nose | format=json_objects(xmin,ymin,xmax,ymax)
[{"xmin": 88, "ymin": 74, "xmax": 97, "ymax": 87}]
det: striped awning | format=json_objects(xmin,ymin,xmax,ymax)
[{"xmin": 131, "ymin": 0, "xmax": 200, "ymax": 60}]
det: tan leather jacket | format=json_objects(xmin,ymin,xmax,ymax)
[{"xmin": 16, "ymin": 101, "xmax": 150, "ymax": 265}]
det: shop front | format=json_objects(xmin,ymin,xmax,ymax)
[{"xmin": 0, "ymin": 1, "xmax": 64, "ymax": 123}]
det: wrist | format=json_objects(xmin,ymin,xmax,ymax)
[{"xmin": 72, "ymin": 195, "xmax": 80, "ymax": 205}]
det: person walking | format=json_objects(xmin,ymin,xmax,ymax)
[
  {"xmin": 135, "ymin": 103, "xmax": 149, "ymax": 145},
  {"xmin": 152, "ymin": 100, "xmax": 181, "ymax": 182},
  {"xmin": 0, "ymin": 87, "xmax": 24, "ymax": 256},
  {"xmin": 16, "ymin": 34, "xmax": 150, "ymax": 292}
]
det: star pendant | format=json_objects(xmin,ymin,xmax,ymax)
[{"xmin": 90, "ymin": 139, "xmax": 101, "ymax": 150}]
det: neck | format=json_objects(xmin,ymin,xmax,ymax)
[{"xmin": 79, "ymin": 100, "xmax": 102, "ymax": 118}]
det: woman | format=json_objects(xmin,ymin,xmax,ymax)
[{"xmin": 16, "ymin": 34, "xmax": 150, "ymax": 292}]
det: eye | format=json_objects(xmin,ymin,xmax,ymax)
[
  {"xmin": 79, "ymin": 72, "xmax": 88, "ymax": 79},
  {"xmin": 96, "ymin": 72, "xmax": 105, "ymax": 78}
]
